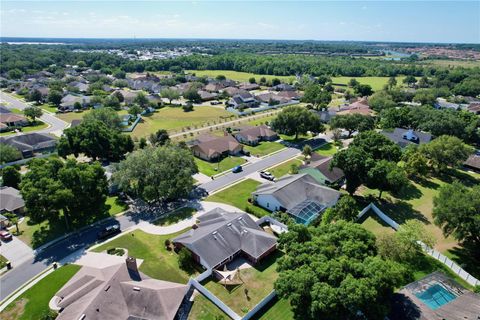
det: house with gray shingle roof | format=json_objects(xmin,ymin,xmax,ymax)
[
  {"xmin": 0, "ymin": 133, "xmax": 57, "ymax": 158},
  {"xmin": 234, "ymin": 125, "xmax": 278, "ymax": 146},
  {"xmin": 190, "ymin": 134, "xmax": 243, "ymax": 161},
  {"xmin": 381, "ymin": 128, "xmax": 432, "ymax": 148},
  {"xmin": 0, "ymin": 186, "xmax": 25, "ymax": 214},
  {"xmin": 252, "ymin": 173, "xmax": 341, "ymax": 224},
  {"xmin": 173, "ymin": 208, "xmax": 277, "ymax": 269}
]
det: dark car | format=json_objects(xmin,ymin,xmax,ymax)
[
  {"xmin": 0, "ymin": 230, "xmax": 13, "ymax": 241},
  {"xmin": 97, "ymin": 225, "xmax": 120, "ymax": 240},
  {"xmin": 232, "ymin": 165, "xmax": 243, "ymax": 173},
  {"xmin": 259, "ymin": 171, "xmax": 275, "ymax": 181},
  {"xmin": 210, "ymin": 101, "xmax": 221, "ymax": 105}
]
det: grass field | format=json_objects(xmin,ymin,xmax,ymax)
[
  {"xmin": 1, "ymin": 264, "xmax": 81, "ymax": 320},
  {"xmin": 188, "ymin": 294, "xmax": 230, "ymax": 320},
  {"xmin": 93, "ymin": 229, "xmax": 196, "ymax": 283},
  {"xmin": 422, "ymin": 59, "xmax": 480, "ymax": 68},
  {"xmin": 268, "ymin": 158, "xmax": 303, "ymax": 178},
  {"xmin": 105, "ymin": 196, "xmax": 128, "ymax": 215},
  {"xmin": 187, "ymin": 70, "xmax": 296, "ymax": 83},
  {"xmin": 132, "ymin": 106, "xmax": 234, "ymax": 138},
  {"xmin": 244, "ymin": 141, "xmax": 285, "ymax": 157},
  {"xmin": 0, "ymin": 120, "xmax": 48, "ymax": 136},
  {"xmin": 56, "ymin": 109, "xmax": 93, "ymax": 122},
  {"xmin": 153, "ymin": 207, "xmax": 196, "ymax": 226},
  {"xmin": 195, "ymin": 157, "xmax": 246, "ymax": 176},
  {"xmin": 0, "ymin": 254, "xmax": 8, "ymax": 269},
  {"xmin": 331, "ymin": 76, "xmax": 411, "ymax": 91},
  {"xmin": 202, "ymin": 251, "xmax": 282, "ymax": 315},
  {"xmin": 244, "ymin": 114, "xmax": 277, "ymax": 127},
  {"xmin": 315, "ymin": 142, "xmax": 338, "ymax": 157},
  {"xmin": 206, "ymin": 179, "xmax": 270, "ymax": 217},
  {"xmin": 359, "ymin": 214, "xmax": 396, "ymax": 236},
  {"xmin": 253, "ymin": 298, "xmax": 293, "ymax": 320},
  {"xmin": 39, "ymin": 103, "xmax": 57, "ymax": 113}
]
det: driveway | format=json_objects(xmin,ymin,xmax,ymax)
[
  {"xmin": 0, "ymin": 92, "xmax": 68, "ymax": 137},
  {"xmin": 0, "ymin": 237, "xmax": 34, "ymax": 267}
]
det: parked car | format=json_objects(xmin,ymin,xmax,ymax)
[
  {"xmin": 259, "ymin": 171, "xmax": 275, "ymax": 181},
  {"xmin": 0, "ymin": 230, "xmax": 13, "ymax": 241},
  {"xmin": 232, "ymin": 165, "xmax": 243, "ymax": 173},
  {"xmin": 97, "ymin": 225, "xmax": 120, "ymax": 240},
  {"xmin": 210, "ymin": 101, "xmax": 221, "ymax": 105}
]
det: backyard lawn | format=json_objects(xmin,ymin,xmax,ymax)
[
  {"xmin": 153, "ymin": 207, "xmax": 196, "ymax": 226},
  {"xmin": 268, "ymin": 158, "xmax": 303, "ymax": 178},
  {"xmin": 359, "ymin": 214, "xmax": 396, "ymax": 237},
  {"xmin": 0, "ymin": 264, "xmax": 81, "ymax": 320},
  {"xmin": 243, "ymin": 141, "xmax": 285, "ymax": 157},
  {"xmin": 314, "ymin": 142, "xmax": 338, "ymax": 157},
  {"xmin": 253, "ymin": 298, "xmax": 293, "ymax": 320},
  {"xmin": 188, "ymin": 293, "xmax": 230, "ymax": 320},
  {"xmin": 201, "ymin": 251, "xmax": 283, "ymax": 315},
  {"xmin": 206, "ymin": 179, "xmax": 270, "ymax": 217},
  {"xmin": 132, "ymin": 106, "xmax": 234, "ymax": 138},
  {"xmin": 195, "ymin": 157, "xmax": 246, "ymax": 176},
  {"xmin": 187, "ymin": 70, "xmax": 296, "ymax": 83},
  {"xmin": 92, "ymin": 229, "xmax": 196, "ymax": 283}
]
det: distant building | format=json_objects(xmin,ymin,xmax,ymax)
[
  {"xmin": 234, "ymin": 125, "xmax": 278, "ymax": 145},
  {"xmin": 228, "ymin": 91, "xmax": 258, "ymax": 109},
  {"xmin": 337, "ymin": 97, "xmax": 373, "ymax": 116},
  {"xmin": 464, "ymin": 151, "xmax": 480, "ymax": 172},
  {"xmin": 299, "ymin": 155, "xmax": 345, "ymax": 187},
  {"xmin": 0, "ymin": 113, "xmax": 28, "ymax": 129},
  {"xmin": 0, "ymin": 133, "xmax": 57, "ymax": 158},
  {"xmin": 272, "ymin": 83, "xmax": 295, "ymax": 91},
  {"xmin": 190, "ymin": 134, "xmax": 243, "ymax": 161},
  {"xmin": 59, "ymin": 94, "xmax": 91, "ymax": 112},
  {"xmin": 381, "ymin": 128, "xmax": 432, "ymax": 148}
]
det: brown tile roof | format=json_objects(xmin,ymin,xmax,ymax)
[
  {"xmin": 192, "ymin": 134, "xmax": 243, "ymax": 158},
  {"xmin": 464, "ymin": 154, "xmax": 480, "ymax": 170},
  {"xmin": 0, "ymin": 113, "xmax": 27, "ymax": 124},
  {"xmin": 236, "ymin": 125, "xmax": 278, "ymax": 141}
]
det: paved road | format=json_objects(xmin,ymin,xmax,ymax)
[{"xmin": 0, "ymin": 92, "xmax": 68, "ymax": 136}]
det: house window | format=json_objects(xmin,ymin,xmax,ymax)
[{"xmin": 267, "ymin": 203, "xmax": 269, "ymax": 208}]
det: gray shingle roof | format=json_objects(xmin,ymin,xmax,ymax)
[
  {"xmin": 0, "ymin": 187, "xmax": 24, "ymax": 212},
  {"xmin": 173, "ymin": 208, "xmax": 277, "ymax": 269},
  {"xmin": 381, "ymin": 128, "xmax": 432, "ymax": 148},
  {"xmin": 0, "ymin": 133, "xmax": 56, "ymax": 155}
]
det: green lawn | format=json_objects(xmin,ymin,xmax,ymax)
[
  {"xmin": 315, "ymin": 142, "xmax": 337, "ymax": 157},
  {"xmin": 202, "ymin": 251, "xmax": 282, "ymax": 315},
  {"xmin": 195, "ymin": 157, "xmax": 246, "ymax": 176},
  {"xmin": 187, "ymin": 70, "xmax": 296, "ymax": 83},
  {"xmin": 56, "ymin": 109, "xmax": 93, "ymax": 122},
  {"xmin": 39, "ymin": 103, "xmax": 57, "ymax": 113},
  {"xmin": 359, "ymin": 214, "xmax": 396, "ymax": 237},
  {"xmin": 279, "ymin": 133, "xmax": 312, "ymax": 143},
  {"xmin": 188, "ymin": 294, "xmax": 230, "ymax": 320},
  {"xmin": 106, "ymin": 196, "xmax": 128, "ymax": 215},
  {"xmin": 268, "ymin": 159, "xmax": 303, "ymax": 178},
  {"xmin": 331, "ymin": 76, "xmax": 412, "ymax": 91},
  {"xmin": 244, "ymin": 114, "xmax": 277, "ymax": 127},
  {"xmin": 244, "ymin": 142, "xmax": 285, "ymax": 157},
  {"xmin": 253, "ymin": 298, "xmax": 294, "ymax": 320},
  {"xmin": 0, "ymin": 264, "xmax": 81, "ymax": 320},
  {"xmin": 0, "ymin": 120, "xmax": 48, "ymax": 136},
  {"xmin": 132, "ymin": 106, "xmax": 234, "ymax": 138},
  {"xmin": 92, "ymin": 229, "xmax": 196, "ymax": 283},
  {"xmin": 207, "ymin": 179, "xmax": 270, "ymax": 218},
  {"xmin": 0, "ymin": 254, "xmax": 8, "ymax": 269},
  {"xmin": 153, "ymin": 207, "xmax": 196, "ymax": 226},
  {"xmin": 9, "ymin": 108, "xmax": 23, "ymax": 114}
]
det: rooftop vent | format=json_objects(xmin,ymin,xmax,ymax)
[
  {"xmin": 227, "ymin": 223, "xmax": 232, "ymax": 227},
  {"xmin": 79, "ymin": 315, "xmax": 86, "ymax": 320},
  {"xmin": 133, "ymin": 287, "xmax": 141, "ymax": 291},
  {"xmin": 212, "ymin": 231, "xmax": 218, "ymax": 235},
  {"xmin": 237, "ymin": 217, "xmax": 243, "ymax": 221},
  {"xmin": 104, "ymin": 285, "xmax": 110, "ymax": 292}
]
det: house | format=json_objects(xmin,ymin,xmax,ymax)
[
  {"xmin": 337, "ymin": 97, "xmax": 373, "ymax": 116},
  {"xmin": 434, "ymin": 98, "xmax": 462, "ymax": 110},
  {"xmin": 172, "ymin": 208, "xmax": 277, "ymax": 269},
  {"xmin": 222, "ymin": 87, "xmax": 241, "ymax": 97},
  {"xmin": 0, "ymin": 133, "xmax": 57, "ymax": 158},
  {"xmin": 464, "ymin": 151, "xmax": 480, "ymax": 172},
  {"xmin": 0, "ymin": 113, "xmax": 28, "ymax": 128},
  {"xmin": 254, "ymin": 92, "xmax": 289, "ymax": 105},
  {"xmin": 204, "ymin": 83, "xmax": 225, "ymax": 93},
  {"xmin": 117, "ymin": 90, "xmax": 139, "ymax": 105},
  {"xmin": 238, "ymin": 82, "xmax": 260, "ymax": 91},
  {"xmin": 228, "ymin": 91, "xmax": 258, "ymax": 109},
  {"xmin": 381, "ymin": 128, "xmax": 432, "ymax": 148},
  {"xmin": 252, "ymin": 173, "xmax": 341, "ymax": 224},
  {"xmin": 299, "ymin": 155, "xmax": 345, "ymax": 187},
  {"xmin": 467, "ymin": 102, "xmax": 480, "ymax": 115},
  {"xmin": 272, "ymin": 83, "xmax": 295, "ymax": 91},
  {"xmin": 51, "ymin": 258, "xmax": 188, "ymax": 320},
  {"xmin": 0, "ymin": 187, "xmax": 25, "ymax": 215},
  {"xmin": 198, "ymin": 90, "xmax": 218, "ymax": 101},
  {"xmin": 276, "ymin": 90, "xmax": 302, "ymax": 100},
  {"xmin": 69, "ymin": 81, "xmax": 89, "ymax": 93},
  {"xmin": 316, "ymin": 109, "xmax": 337, "ymax": 123},
  {"xmin": 59, "ymin": 94, "xmax": 91, "ymax": 112},
  {"xmin": 190, "ymin": 134, "xmax": 243, "ymax": 161},
  {"xmin": 234, "ymin": 125, "xmax": 278, "ymax": 145}
]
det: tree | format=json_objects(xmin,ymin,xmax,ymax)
[
  {"xmin": 329, "ymin": 114, "xmax": 374, "ymax": 137},
  {"xmin": 354, "ymin": 84, "xmax": 373, "ymax": 96},
  {"xmin": 259, "ymin": 77, "xmax": 267, "ymax": 84},
  {"xmin": 149, "ymin": 129, "xmax": 170, "ymax": 146},
  {"xmin": 348, "ymin": 78, "xmax": 359, "ymax": 87},
  {"xmin": 28, "ymin": 89, "xmax": 43, "ymax": 104},
  {"xmin": 413, "ymin": 89, "xmax": 435, "ymax": 106},
  {"xmin": 272, "ymin": 78, "xmax": 281, "ymax": 86},
  {"xmin": 331, "ymin": 146, "xmax": 372, "ymax": 195},
  {"xmin": 0, "ymin": 144, "xmax": 22, "ymax": 164},
  {"xmin": 47, "ymin": 90, "xmax": 63, "ymax": 107},
  {"xmin": 23, "ymin": 106, "xmax": 43, "ymax": 123},
  {"xmin": 2, "ymin": 166, "xmax": 21, "ymax": 188},
  {"xmin": 401, "ymin": 145, "xmax": 429, "ymax": 179},
  {"xmin": 367, "ymin": 160, "xmax": 409, "ymax": 199},
  {"xmin": 248, "ymin": 77, "xmax": 256, "ymax": 84},
  {"xmin": 183, "ymin": 102, "xmax": 194, "ymax": 112},
  {"xmin": 83, "ymin": 108, "xmax": 122, "ymax": 129},
  {"xmin": 302, "ymin": 145, "xmax": 312, "ymax": 158},
  {"xmin": 387, "ymin": 76, "xmax": 397, "ymax": 89},
  {"xmin": 160, "ymin": 88, "xmax": 180, "ymax": 104},
  {"xmin": 4, "ymin": 212, "xmax": 19, "ymax": 234},
  {"xmin": 433, "ymin": 182, "xmax": 480, "ymax": 250},
  {"xmin": 302, "ymin": 84, "xmax": 331, "ymax": 109},
  {"xmin": 368, "ymin": 91, "xmax": 397, "ymax": 112},
  {"xmin": 419, "ymin": 135, "xmax": 474, "ymax": 173},
  {"xmin": 332, "ymin": 195, "xmax": 358, "ymax": 221},
  {"xmin": 112, "ymin": 90, "xmax": 125, "ymax": 102},
  {"xmin": 215, "ymin": 74, "xmax": 226, "ymax": 81},
  {"xmin": 350, "ymin": 131, "xmax": 402, "ymax": 162},
  {"xmin": 128, "ymin": 104, "xmax": 143, "ymax": 116},
  {"xmin": 103, "ymin": 95, "xmax": 120, "ymax": 110},
  {"xmin": 178, "ymin": 247, "xmax": 194, "ymax": 271},
  {"xmin": 403, "ymin": 75, "xmax": 417, "ymax": 86},
  {"xmin": 134, "ymin": 92, "xmax": 149, "ymax": 108},
  {"xmin": 271, "ymin": 105, "xmax": 324, "ymax": 140},
  {"xmin": 113, "ymin": 145, "xmax": 198, "ymax": 203},
  {"xmin": 275, "ymin": 221, "xmax": 406, "ymax": 320},
  {"xmin": 183, "ymin": 89, "xmax": 201, "ymax": 103}
]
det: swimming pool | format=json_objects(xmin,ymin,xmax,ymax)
[{"xmin": 415, "ymin": 283, "xmax": 457, "ymax": 310}]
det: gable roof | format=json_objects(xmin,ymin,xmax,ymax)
[
  {"xmin": 55, "ymin": 260, "xmax": 187, "ymax": 320},
  {"xmin": 236, "ymin": 125, "xmax": 277, "ymax": 141},
  {"xmin": 0, "ymin": 187, "xmax": 25, "ymax": 212},
  {"xmin": 0, "ymin": 113, "xmax": 27, "ymax": 124},
  {"xmin": 381, "ymin": 128, "xmax": 432, "ymax": 148},
  {"xmin": 0, "ymin": 133, "xmax": 57, "ymax": 154},
  {"xmin": 173, "ymin": 208, "xmax": 277, "ymax": 269},
  {"xmin": 464, "ymin": 153, "xmax": 480, "ymax": 170},
  {"xmin": 302, "ymin": 156, "xmax": 345, "ymax": 183},
  {"xmin": 191, "ymin": 135, "xmax": 242, "ymax": 158}
]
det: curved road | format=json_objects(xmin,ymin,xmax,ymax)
[{"xmin": 0, "ymin": 92, "xmax": 68, "ymax": 136}]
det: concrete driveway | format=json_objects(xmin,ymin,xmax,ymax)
[{"xmin": 0, "ymin": 237, "xmax": 34, "ymax": 267}]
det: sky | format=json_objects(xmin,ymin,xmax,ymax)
[{"xmin": 1, "ymin": 1, "xmax": 479, "ymax": 44}]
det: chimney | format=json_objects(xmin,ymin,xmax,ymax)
[{"xmin": 126, "ymin": 256, "xmax": 138, "ymax": 273}]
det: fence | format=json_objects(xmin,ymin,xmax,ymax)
[
  {"xmin": 256, "ymin": 216, "xmax": 289, "ymax": 234},
  {"xmin": 358, "ymin": 203, "xmax": 479, "ymax": 287},
  {"xmin": 121, "ymin": 115, "xmax": 142, "ymax": 132},
  {"xmin": 0, "ymin": 152, "xmax": 56, "ymax": 169},
  {"xmin": 243, "ymin": 291, "xmax": 277, "ymax": 320},
  {"xmin": 227, "ymin": 100, "xmax": 299, "ymax": 116}
]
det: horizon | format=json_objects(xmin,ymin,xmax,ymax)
[{"xmin": 1, "ymin": 1, "xmax": 479, "ymax": 44}]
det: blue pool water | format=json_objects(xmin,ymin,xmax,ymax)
[{"xmin": 415, "ymin": 283, "xmax": 457, "ymax": 310}]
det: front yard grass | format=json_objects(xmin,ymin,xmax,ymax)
[
  {"xmin": 315, "ymin": 142, "xmax": 337, "ymax": 157},
  {"xmin": 39, "ymin": 103, "xmax": 57, "ymax": 113},
  {"xmin": 0, "ymin": 120, "xmax": 48, "ymax": 136},
  {"xmin": 206, "ymin": 179, "xmax": 270, "ymax": 217},
  {"xmin": 268, "ymin": 158, "xmax": 303, "ymax": 178},
  {"xmin": 243, "ymin": 141, "xmax": 285, "ymax": 157},
  {"xmin": 201, "ymin": 251, "xmax": 283, "ymax": 316},
  {"xmin": 153, "ymin": 207, "xmax": 196, "ymax": 226},
  {"xmin": 195, "ymin": 157, "xmax": 246, "ymax": 176},
  {"xmin": 0, "ymin": 264, "xmax": 81, "ymax": 320},
  {"xmin": 188, "ymin": 293, "xmax": 230, "ymax": 320},
  {"xmin": 132, "ymin": 106, "xmax": 234, "ymax": 138},
  {"xmin": 92, "ymin": 229, "xmax": 196, "ymax": 283},
  {"xmin": 56, "ymin": 109, "xmax": 93, "ymax": 122}
]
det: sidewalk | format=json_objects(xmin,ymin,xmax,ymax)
[{"xmin": 0, "ymin": 237, "xmax": 34, "ymax": 267}]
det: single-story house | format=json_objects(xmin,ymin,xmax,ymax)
[
  {"xmin": 0, "ymin": 105, "xmax": 11, "ymax": 114},
  {"xmin": 467, "ymin": 102, "xmax": 480, "ymax": 115},
  {"xmin": 0, "ymin": 186, "xmax": 25, "ymax": 215},
  {"xmin": 52, "ymin": 258, "xmax": 188, "ymax": 320},
  {"xmin": 190, "ymin": 134, "xmax": 243, "ymax": 161},
  {"xmin": 228, "ymin": 91, "xmax": 258, "ymax": 109},
  {"xmin": 337, "ymin": 97, "xmax": 374, "ymax": 116},
  {"xmin": 238, "ymin": 82, "xmax": 260, "ymax": 91},
  {"xmin": 252, "ymin": 173, "xmax": 341, "ymax": 224},
  {"xmin": 234, "ymin": 125, "xmax": 278, "ymax": 145},
  {"xmin": 68, "ymin": 81, "xmax": 89, "ymax": 93},
  {"xmin": 172, "ymin": 208, "xmax": 277, "ymax": 269},
  {"xmin": 434, "ymin": 98, "xmax": 464, "ymax": 111},
  {"xmin": 59, "ymin": 94, "xmax": 91, "ymax": 112},
  {"xmin": 116, "ymin": 90, "xmax": 139, "ymax": 105},
  {"xmin": 299, "ymin": 155, "xmax": 345, "ymax": 187},
  {"xmin": 381, "ymin": 128, "xmax": 432, "ymax": 148},
  {"xmin": 222, "ymin": 86, "xmax": 241, "ymax": 97},
  {"xmin": 316, "ymin": 109, "xmax": 337, "ymax": 123},
  {"xmin": 272, "ymin": 83, "xmax": 295, "ymax": 91},
  {"xmin": 0, "ymin": 133, "xmax": 57, "ymax": 158},
  {"xmin": 464, "ymin": 152, "xmax": 480, "ymax": 172},
  {"xmin": 0, "ymin": 113, "xmax": 28, "ymax": 128},
  {"xmin": 204, "ymin": 83, "xmax": 224, "ymax": 93},
  {"xmin": 276, "ymin": 90, "xmax": 302, "ymax": 100},
  {"xmin": 254, "ymin": 92, "xmax": 289, "ymax": 105},
  {"xmin": 198, "ymin": 90, "xmax": 218, "ymax": 101}
]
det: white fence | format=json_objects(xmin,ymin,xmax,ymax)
[
  {"xmin": 242, "ymin": 291, "xmax": 277, "ymax": 320},
  {"xmin": 359, "ymin": 203, "xmax": 479, "ymax": 287}
]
